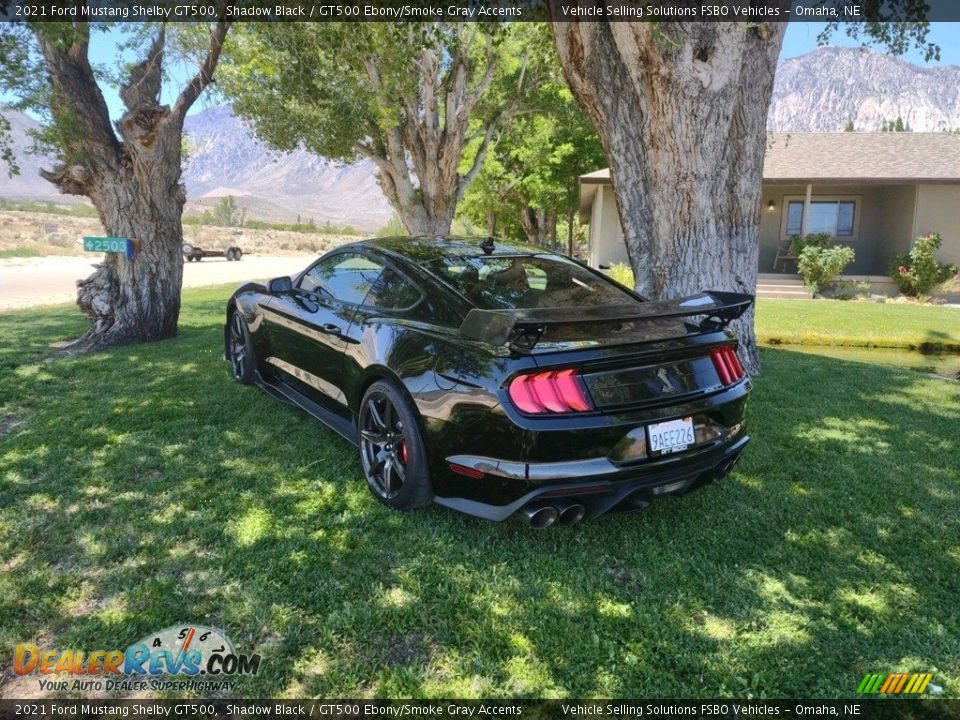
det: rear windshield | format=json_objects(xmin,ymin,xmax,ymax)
[{"xmin": 425, "ymin": 254, "xmax": 638, "ymax": 310}]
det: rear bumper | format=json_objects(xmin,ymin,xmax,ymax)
[{"xmin": 435, "ymin": 434, "xmax": 749, "ymax": 522}]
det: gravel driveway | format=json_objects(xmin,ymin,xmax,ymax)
[{"xmin": 0, "ymin": 254, "xmax": 313, "ymax": 310}]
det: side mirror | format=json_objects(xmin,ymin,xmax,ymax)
[{"xmin": 267, "ymin": 276, "xmax": 294, "ymax": 294}]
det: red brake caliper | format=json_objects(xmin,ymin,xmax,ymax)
[{"xmin": 399, "ymin": 442, "xmax": 409, "ymax": 464}]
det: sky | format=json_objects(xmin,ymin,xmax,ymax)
[
  {"xmin": 780, "ymin": 21, "xmax": 960, "ymax": 64},
  {"xmin": 6, "ymin": 21, "xmax": 960, "ymax": 123}
]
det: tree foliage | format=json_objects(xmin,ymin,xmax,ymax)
[
  {"xmin": 819, "ymin": 13, "xmax": 939, "ymax": 62},
  {"xmin": 219, "ymin": 22, "xmax": 534, "ymax": 236},
  {"xmin": 457, "ymin": 25, "xmax": 604, "ymax": 249}
]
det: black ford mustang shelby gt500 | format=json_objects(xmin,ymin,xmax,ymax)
[{"xmin": 224, "ymin": 236, "xmax": 752, "ymax": 527}]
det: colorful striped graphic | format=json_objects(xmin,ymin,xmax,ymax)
[{"xmin": 857, "ymin": 672, "xmax": 934, "ymax": 695}]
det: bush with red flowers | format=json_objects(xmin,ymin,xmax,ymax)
[{"xmin": 889, "ymin": 232, "xmax": 958, "ymax": 298}]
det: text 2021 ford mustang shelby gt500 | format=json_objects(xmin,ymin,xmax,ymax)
[{"xmin": 225, "ymin": 236, "xmax": 752, "ymax": 527}]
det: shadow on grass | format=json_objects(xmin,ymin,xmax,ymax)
[
  {"xmin": 1, "ymin": 296, "xmax": 958, "ymax": 699},
  {"xmin": 921, "ymin": 328, "xmax": 960, "ymax": 355}
]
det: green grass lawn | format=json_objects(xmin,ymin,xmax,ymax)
[
  {"xmin": 1, "ymin": 288, "xmax": 959, "ymax": 699},
  {"xmin": 755, "ymin": 298, "xmax": 960, "ymax": 350}
]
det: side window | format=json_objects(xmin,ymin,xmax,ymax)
[
  {"xmin": 363, "ymin": 268, "xmax": 421, "ymax": 310},
  {"xmin": 785, "ymin": 201, "xmax": 804, "ymax": 236},
  {"xmin": 299, "ymin": 253, "xmax": 384, "ymax": 305}
]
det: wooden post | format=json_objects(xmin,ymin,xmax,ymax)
[{"xmin": 801, "ymin": 183, "xmax": 812, "ymax": 238}]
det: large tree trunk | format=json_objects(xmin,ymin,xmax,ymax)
[
  {"xmin": 520, "ymin": 207, "xmax": 557, "ymax": 247},
  {"xmin": 355, "ymin": 31, "xmax": 511, "ymax": 238},
  {"xmin": 74, "ymin": 168, "xmax": 186, "ymax": 346},
  {"xmin": 550, "ymin": 20, "xmax": 788, "ymax": 374},
  {"xmin": 33, "ymin": 19, "xmax": 228, "ymax": 352}
]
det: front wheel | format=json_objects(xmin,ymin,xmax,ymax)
[
  {"xmin": 358, "ymin": 380, "xmax": 432, "ymax": 511},
  {"xmin": 228, "ymin": 312, "xmax": 255, "ymax": 385}
]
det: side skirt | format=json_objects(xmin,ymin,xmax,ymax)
[{"xmin": 253, "ymin": 371, "xmax": 358, "ymax": 446}]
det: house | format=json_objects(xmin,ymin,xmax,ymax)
[{"xmin": 579, "ymin": 133, "xmax": 960, "ymax": 292}]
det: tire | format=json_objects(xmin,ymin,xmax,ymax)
[
  {"xmin": 182, "ymin": 243, "xmax": 195, "ymax": 255},
  {"xmin": 232, "ymin": 248, "xmax": 242, "ymax": 261},
  {"xmin": 358, "ymin": 380, "xmax": 432, "ymax": 511},
  {"xmin": 228, "ymin": 311, "xmax": 255, "ymax": 385},
  {"xmin": 224, "ymin": 249, "xmax": 234, "ymax": 261}
]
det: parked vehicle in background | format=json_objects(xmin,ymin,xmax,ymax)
[
  {"xmin": 224, "ymin": 236, "xmax": 753, "ymax": 527},
  {"xmin": 183, "ymin": 243, "xmax": 243, "ymax": 262}
]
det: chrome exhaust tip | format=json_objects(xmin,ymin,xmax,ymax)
[
  {"xmin": 557, "ymin": 503, "xmax": 586, "ymax": 526},
  {"xmin": 522, "ymin": 504, "xmax": 559, "ymax": 529},
  {"xmin": 716, "ymin": 454, "xmax": 741, "ymax": 478}
]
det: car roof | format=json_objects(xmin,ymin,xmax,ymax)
[{"xmin": 354, "ymin": 236, "xmax": 549, "ymax": 264}]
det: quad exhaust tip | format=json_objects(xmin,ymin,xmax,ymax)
[
  {"xmin": 522, "ymin": 502, "xmax": 586, "ymax": 528},
  {"xmin": 520, "ymin": 455, "xmax": 744, "ymax": 525},
  {"xmin": 523, "ymin": 505, "xmax": 559, "ymax": 529},
  {"xmin": 557, "ymin": 503, "xmax": 586, "ymax": 526},
  {"xmin": 716, "ymin": 454, "xmax": 741, "ymax": 478}
]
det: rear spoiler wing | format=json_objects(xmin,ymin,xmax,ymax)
[{"xmin": 459, "ymin": 291, "xmax": 754, "ymax": 348}]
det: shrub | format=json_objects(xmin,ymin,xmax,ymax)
[
  {"xmin": 797, "ymin": 245, "xmax": 855, "ymax": 295},
  {"xmin": 608, "ymin": 262, "xmax": 635, "ymax": 289},
  {"xmin": 0, "ymin": 246, "xmax": 43, "ymax": 259},
  {"xmin": 889, "ymin": 233, "xmax": 958, "ymax": 298},
  {"xmin": 789, "ymin": 232, "xmax": 832, "ymax": 257},
  {"xmin": 376, "ymin": 214, "xmax": 409, "ymax": 237}
]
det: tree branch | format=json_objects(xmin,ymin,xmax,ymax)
[
  {"xmin": 461, "ymin": 34, "xmax": 498, "ymax": 121},
  {"xmin": 34, "ymin": 17, "xmax": 121, "ymax": 177},
  {"xmin": 120, "ymin": 28, "xmax": 164, "ymax": 111},
  {"xmin": 171, "ymin": 19, "xmax": 231, "ymax": 126},
  {"xmin": 456, "ymin": 122, "xmax": 498, "ymax": 202}
]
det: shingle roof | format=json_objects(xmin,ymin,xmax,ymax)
[
  {"xmin": 579, "ymin": 168, "xmax": 611, "ymax": 182},
  {"xmin": 580, "ymin": 132, "xmax": 960, "ymax": 185},
  {"xmin": 763, "ymin": 132, "xmax": 960, "ymax": 183}
]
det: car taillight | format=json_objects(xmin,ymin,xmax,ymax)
[
  {"xmin": 710, "ymin": 346, "xmax": 745, "ymax": 385},
  {"xmin": 508, "ymin": 369, "xmax": 593, "ymax": 414}
]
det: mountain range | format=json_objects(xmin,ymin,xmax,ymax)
[
  {"xmin": 0, "ymin": 104, "xmax": 394, "ymax": 230},
  {"xmin": 768, "ymin": 46, "xmax": 960, "ymax": 132},
  {"xmin": 3, "ymin": 46, "xmax": 960, "ymax": 226},
  {"xmin": 180, "ymin": 105, "xmax": 391, "ymax": 230}
]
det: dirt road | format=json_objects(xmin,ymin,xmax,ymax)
[{"xmin": 0, "ymin": 254, "xmax": 313, "ymax": 310}]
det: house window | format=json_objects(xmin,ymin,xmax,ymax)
[{"xmin": 784, "ymin": 199, "xmax": 857, "ymax": 237}]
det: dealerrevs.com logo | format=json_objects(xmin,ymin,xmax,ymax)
[{"xmin": 13, "ymin": 624, "xmax": 261, "ymax": 693}]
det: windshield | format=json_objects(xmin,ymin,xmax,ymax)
[{"xmin": 425, "ymin": 254, "xmax": 638, "ymax": 310}]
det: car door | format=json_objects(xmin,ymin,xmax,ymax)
[
  {"xmin": 264, "ymin": 251, "xmax": 385, "ymax": 417},
  {"xmin": 338, "ymin": 262, "xmax": 429, "ymax": 400}
]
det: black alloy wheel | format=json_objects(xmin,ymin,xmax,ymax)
[
  {"xmin": 359, "ymin": 381, "xmax": 432, "ymax": 510},
  {"xmin": 229, "ymin": 312, "xmax": 254, "ymax": 385}
]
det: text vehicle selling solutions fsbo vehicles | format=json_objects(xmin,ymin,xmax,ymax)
[{"xmin": 224, "ymin": 237, "xmax": 752, "ymax": 527}]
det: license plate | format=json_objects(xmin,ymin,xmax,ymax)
[{"xmin": 648, "ymin": 417, "xmax": 695, "ymax": 455}]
